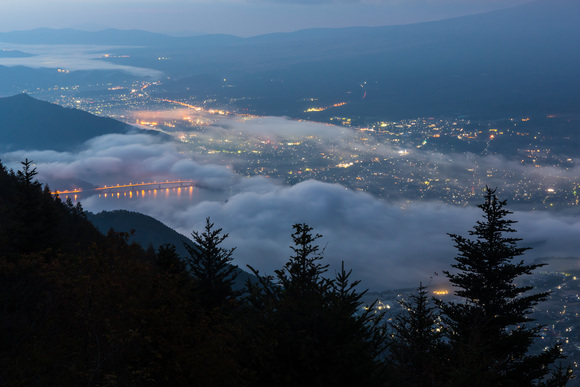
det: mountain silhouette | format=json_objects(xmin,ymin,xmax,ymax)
[{"xmin": 0, "ymin": 94, "xmax": 132, "ymax": 151}]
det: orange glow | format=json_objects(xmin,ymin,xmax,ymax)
[
  {"xmin": 139, "ymin": 120, "xmax": 158, "ymax": 126},
  {"xmin": 53, "ymin": 188, "xmax": 82, "ymax": 195},
  {"xmin": 161, "ymin": 99, "xmax": 230, "ymax": 115},
  {"xmin": 52, "ymin": 180, "xmax": 197, "ymax": 199},
  {"xmin": 305, "ymin": 101, "xmax": 348, "ymax": 112}
]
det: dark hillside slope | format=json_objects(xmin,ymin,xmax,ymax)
[
  {"xmin": 87, "ymin": 209, "xmax": 255, "ymax": 288},
  {"xmin": 0, "ymin": 159, "xmax": 105, "ymax": 256},
  {"xmin": 0, "ymin": 94, "xmax": 130, "ymax": 151},
  {"xmin": 0, "ymin": 159, "xmax": 247, "ymax": 385},
  {"xmin": 87, "ymin": 210, "xmax": 193, "ymax": 258}
]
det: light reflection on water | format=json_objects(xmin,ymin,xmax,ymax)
[
  {"xmin": 66, "ymin": 185, "xmax": 227, "ymax": 215},
  {"xmin": 92, "ymin": 186, "xmax": 196, "ymax": 200}
]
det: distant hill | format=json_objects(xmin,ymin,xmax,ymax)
[
  {"xmin": 87, "ymin": 209, "xmax": 255, "ymax": 288},
  {"xmin": 0, "ymin": 28, "xmax": 240, "ymax": 48},
  {"xmin": 0, "ymin": 49, "xmax": 33, "ymax": 58},
  {"xmin": 201, "ymin": 0, "xmax": 580, "ymax": 120},
  {"xmin": 0, "ymin": 94, "xmax": 131, "ymax": 151},
  {"xmin": 0, "ymin": 28, "xmax": 178, "ymax": 46},
  {"xmin": 0, "ymin": 0, "xmax": 578, "ymax": 120},
  {"xmin": 0, "ymin": 66, "xmax": 145, "ymax": 96},
  {"xmin": 154, "ymin": 0, "xmax": 579, "ymax": 120}
]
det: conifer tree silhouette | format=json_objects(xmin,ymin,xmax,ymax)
[{"xmin": 438, "ymin": 188, "xmax": 571, "ymax": 386}]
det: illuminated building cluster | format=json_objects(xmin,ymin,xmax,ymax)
[{"xmin": 32, "ymin": 81, "xmax": 580, "ymax": 210}]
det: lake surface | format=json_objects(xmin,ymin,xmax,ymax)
[{"xmin": 73, "ymin": 185, "xmax": 228, "ymax": 215}]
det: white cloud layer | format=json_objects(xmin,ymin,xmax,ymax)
[
  {"xmin": 3, "ymin": 133, "xmax": 235, "ymax": 188},
  {"xmin": 3, "ymin": 129, "xmax": 579, "ymax": 290},
  {"xmin": 0, "ymin": 44, "xmax": 163, "ymax": 78}
]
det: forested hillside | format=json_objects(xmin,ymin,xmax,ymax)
[
  {"xmin": 0, "ymin": 159, "xmax": 572, "ymax": 385},
  {"xmin": 86, "ymin": 209, "xmax": 256, "ymax": 289}
]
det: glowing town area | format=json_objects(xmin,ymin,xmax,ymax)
[{"xmin": 36, "ymin": 80, "xmax": 580, "ymax": 211}]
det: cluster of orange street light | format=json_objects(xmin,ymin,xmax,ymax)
[{"xmin": 52, "ymin": 180, "xmax": 196, "ymax": 196}]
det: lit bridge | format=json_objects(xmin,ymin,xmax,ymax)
[{"xmin": 53, "ymin": 180, "xmax": 198, "ymax": 198}]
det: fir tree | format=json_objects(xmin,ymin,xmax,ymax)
[
  {"xmin": 326, "ymin": 262, "xmax": 386, "ymax": 384},
  {"xmin": 7, "ymin": 159, "xmax": 60, "ymax": 254},
  {"xmin": 156, "ymin": 243, "xmax": 186, "ymax": 275},
  {"xmin": 438, "ymin": 187, "xmax": 570, "ymax": 386},
  {"xmin": 16, "ymin": 158, "xmax": 38, "ymax": 186},
  {"xmin": 388, "ymin": 283, "xmax": 443, "ymax": 386},
  {"xmin": 246, "ymin": 224, "xmax": 384, "ymax": 385},
  {"xmin": 274, "ymin": 223, "xmax": 330, "ymax": 298},
  {"xmin": 184, "ymin": 217, "xmax": 238, "ymax": 310}
]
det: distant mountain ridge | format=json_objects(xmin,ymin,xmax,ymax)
[
  {"xmin": 0, "ymin": 0, "xmax": 578, "ymax": 120},
  {"xmin": 0, "ymin": 28, "xmax": 177, "ymax": 46},
  {"xmin": 0, "ymin": 94, "xmax": 134, "ymax": 151},
  {"xmin": 148, "ymin": 0, "xmax": 580, "ymax": 119},
  {"xmin": 0, "ymin": 27, "xmax": 240, "ymax": 47},
  {"xmin": 0, "ymin": 49, "xmax": 33, "ymax": 58},
  {"xmin": 0, "ymin": 0, "xmax": 575, "ymax": 47}
]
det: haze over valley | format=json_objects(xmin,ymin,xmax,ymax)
[{"xmin": 1, "ymin": 0, "xmax": 580, "ymax": 291}]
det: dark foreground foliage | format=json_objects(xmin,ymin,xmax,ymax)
[
  {"xmin": 386, "ymin": 188, "xmax": 573, "ymax": 386},
  {"xmin": 0, "ymin": 161, "xmax": 572, "ymax": 385}
]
